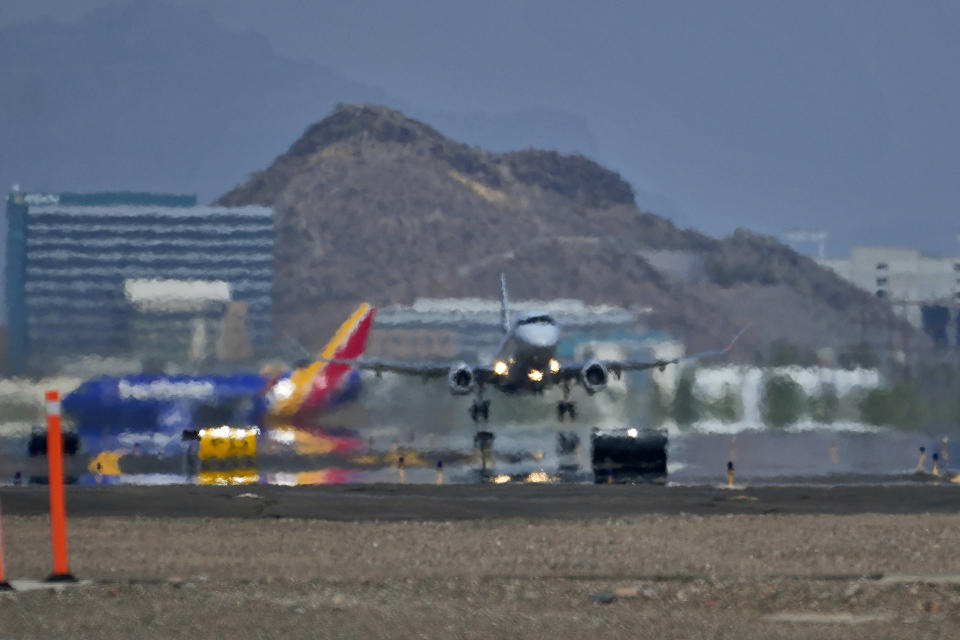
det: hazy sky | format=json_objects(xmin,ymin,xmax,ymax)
[{"xmin": 4, "ymin": 0, "xmax": 959, "ymax": 256}]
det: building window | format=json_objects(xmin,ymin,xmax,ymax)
[{"xmin": 876, "ymin": 262, "xmax": 888, "ymax": 270}]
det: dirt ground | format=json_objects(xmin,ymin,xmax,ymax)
[{"xmin": 2, "ymin": 513, "xmax": 960, "ymax": 639}]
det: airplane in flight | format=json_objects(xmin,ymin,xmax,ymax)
[
  {"xmin": 325, "ymin": 275, "xmax": 748, "ymax": 423},
  {"xmin": 56, "ymin": 303, "xmax": 376, "ymax": 457}
]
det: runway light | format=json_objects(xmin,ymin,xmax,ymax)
[
  {"xmin": 549, "ymin": 359, "xmax": 560, "ymax": 373},
  {"xmin": 627, "ymin": 428, "xmax": 638, "ymax": 438},
  {"xmin": 527, "ymin": 369, "xmax": 543, "ymax": 382},
  {"xmin": 492, "ymin": 474, "xmax": 511, "ymax": 484},
  {"xmin": 494, "ymin": 361, "xmax": 509, "ymax": 376}
]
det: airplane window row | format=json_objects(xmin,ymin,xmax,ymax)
[{"xmin": 516, "ymin": 315, "xmax": 555, "ymax": 326}]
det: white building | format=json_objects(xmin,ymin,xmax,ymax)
[{"xmin": 818, "ymin": 246, "xmax": 960, "ymax": 340}]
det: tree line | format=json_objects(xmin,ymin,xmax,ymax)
[{"xmin": 660, "ymin": 361, "xmax": 960, "ymax": 432}]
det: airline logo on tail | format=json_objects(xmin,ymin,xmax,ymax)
[{"xmin": 267, "ymin": 303, "xmax": 376, "ymax": 417}]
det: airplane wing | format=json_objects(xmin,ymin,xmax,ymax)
[
  {"xmin": 318, "ymin": 358, "xmax": 500, "ymax": 384},
  {"xmin": 321, "ymin": 358, "xmax": 451, "ymax": 378},
  {"xmin": 324, "ymin": 325, "xmax": 749, "ymax": 381},
  {"xmin": 562, "ymin": 324, "xmax": 751, "ymax": 379}
]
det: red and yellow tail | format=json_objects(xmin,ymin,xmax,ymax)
[{"xmin": 269, "ymin": 303, "xmax": 376, "ymax": 418}]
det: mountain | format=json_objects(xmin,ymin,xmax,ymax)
[{"xmin": 218, "ymin": 103, "xmax": 917, "ymax": 359}]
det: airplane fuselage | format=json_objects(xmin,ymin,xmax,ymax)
[
  {"xmin": 59, "ymin": 304, "xmax": 376, "ymax": 455},
  {"xmin": 354, "ymin": 273, "xmax": 743, "ymax": 424},
  {"xmin": 491, "ymin": 312, "xmax": 561, "ymax": 394}
]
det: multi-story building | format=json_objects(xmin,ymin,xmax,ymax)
[
  {"xmin": 5, "ymin": 190, "xmax": 274, "ymax": 373},
  {"xmin": 817, "ymin": 246, "xmax": 960, "ymax": 345}
]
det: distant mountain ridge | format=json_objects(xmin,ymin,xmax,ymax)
[
  {"xmin": 0, "ymin": 2, "xmax": 604, "ymax": 205},
  {"xmin": 0, "ymin": 2, "xmax": 385, "ymax": 202},
  {"xmin": 218, "ymin": 104, "xmax": 916, "ymax": 359}
]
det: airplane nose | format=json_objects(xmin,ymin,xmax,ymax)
[{"xmin": 517, "ymin": 324, "xmax": 560, "ymax": 348}]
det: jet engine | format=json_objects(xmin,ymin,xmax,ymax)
[
  {"xmin": 447, "ymin": 363, "xmax": 475, "ymax": 395},
  {"xmin": 580, "ymin": 360, "xmax": 609, "ymax": 394}
]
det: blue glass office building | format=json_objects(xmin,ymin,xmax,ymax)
[{"xmin": 5, "ymin": 191, "xmax": 274, "ymax": 373}]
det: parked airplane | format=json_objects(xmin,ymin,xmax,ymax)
[
  {"xmin": 56, "ymin": 304, "xmax": 376, "ymax": 456},
  {"xmin": 324, "ymin": 275, "xmax": 747, "ymax": 423}
]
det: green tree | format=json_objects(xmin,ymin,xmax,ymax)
[
  {"xmin": 672, "ymin": 368, "xmax": 700, "ymax": 427},
  {"xmin": 907, "ymin": 363, "xmax": 960, "ymax": 431},
  {"xmin": 762, "ymin": 374, "xmax": 807, "ymax": 427},
  {"xmin": 704, "ymin": 383, "xmax": 743, "ymax": 423},
  {"xmin": 859, "ymin": 383, "xmax": 921, "ymax": 429},
  {"xmin": 810, "ymin": 384, "xmax": 840, "ymax": 423}
]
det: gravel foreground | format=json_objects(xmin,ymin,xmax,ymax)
[{"xmin": 2, "ymin": 513, "xmax": 960, "ymax": 639}]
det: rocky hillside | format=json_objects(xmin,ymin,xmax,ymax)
[{"xmin": 218, "ymin": 104, "xmax": 917, "ymax": 360}]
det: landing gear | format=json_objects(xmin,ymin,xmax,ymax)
[
  {"xmin": 556, "ymin": 431, "xmax": 581, "ymax": 457},
  {"xmin": 556, "ymin": 431, "xmax": 582, "ymax": 477},
  {"xmin": 557, "ymin": 381, "xmax": 577, "ymax": 421},
  {"xmin": 474, "ymin": 430, "xmax": 496, "ymax": 472},
  {"xmin": 557, "ymin": 401, "xmax": 577, "ymax": 421},
  {"xmin": 469, "ymin": 386, "xmax": 490, "ymax": 423},
  {"xmin": 469, "ymin": 400, "xmax": 490, "ymax": 422},
  {"xmin": 469, "ymin": 385, "xmax": 495, "ymax": 477}
]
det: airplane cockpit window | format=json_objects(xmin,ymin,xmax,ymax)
[{"xmin": 517, "ymin": 315, "xmax": 555, "ymax": 326}]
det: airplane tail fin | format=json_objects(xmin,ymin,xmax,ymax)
[
  {"xmin": 500, "ymin": 272, "xmax": 510, "ymax": 335},
  {"xmin": 269, "ymin": 303, "xmax": 376, "ymax": 417},
  {"xmin": 320, "ymin": 302, "xmax": 376, "ymax": 361}
]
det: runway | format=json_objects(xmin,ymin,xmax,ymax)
[
  {"xmin": 1, "ymin": 424, "xmax": 953, "ymax": 489},
  {"xmin": 2, "ymin": 481, "xmax": 960, "ymax": 520}
]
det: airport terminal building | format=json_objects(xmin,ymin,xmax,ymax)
[{"xmin": 5, "ymin": 190, "xmax": 274, "ymax": 374}]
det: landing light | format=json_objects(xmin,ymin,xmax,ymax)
[
  {"xmin": 269, "ymin": 378, "xmax": 295, "ymax": 402},
  {"xmin": 526, "ymin": 470, "xmax": 551, "ymax": 483},
  {"xmin": 527, "ymin": 369, "xmax": 543, "ymax": 382},
  {"xmin": 549, "ymin": 359, "xmax": 560, "ymax": 374},
  {"xmin": 627, "ymin": 428, "xmax": 639, "ymax": 438},
  {"xmin": 494, "ymin": 361, "xmax": 509, "ymax": 376},
  {"xmin": 269, "ymin": 427, "xmax": 297, "ymax": 445}
]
